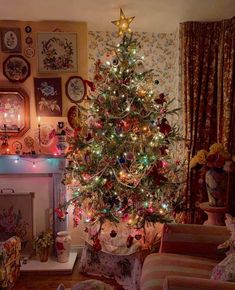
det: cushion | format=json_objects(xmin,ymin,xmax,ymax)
[
  {"xmin": 163, "ymin": 276, "xmax": 235, "ymax": 290},
  {"xmin": 211, "ymin": 253, "xmax": 235, "ymax": 281},
  {"xmin": 159, "ymin": 223, "xmax": 229, "ymax": 260},
  {"xmin": 140, "ymin": 253, "xmax": 217, "ymax": 290}
]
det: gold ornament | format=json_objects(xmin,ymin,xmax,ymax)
[
  {"xmin": 112, "ymin": 8, "xmax": 135, "ymax": 36},
  {"xmin": 137, "ymin": 87, "xmax": 147, "ymax": 97}
]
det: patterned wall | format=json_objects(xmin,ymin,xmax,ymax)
[
  {"xmin": 88, "ymin": 31, "xmax": 179, "ymax": 105},
  {"xmin": 87, "ymin": 29, "xmax": 185, "ymax": 165}
]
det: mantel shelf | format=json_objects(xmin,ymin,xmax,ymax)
[
  {"xmin": 0, "ymin": 154, "xmax": 66, "ymax": 174},
  {"xmin": 0, "ymin": 154, "xmax": 65, "ymax": 159}
]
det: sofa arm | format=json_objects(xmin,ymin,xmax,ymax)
[
  {"xmin": 159, "ymin": 223, "xmax": 229, "ymax": 260},
  {"xmin": 163, "ymin": 276, "xmax": 235, "ymax": 290}
]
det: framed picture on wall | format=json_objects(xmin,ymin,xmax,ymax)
[
  {"xmin": 65, "ymin": 76, "xmax": 86, "ymax": 103},
  {"xmin": 0, "ymin": 87, "xmax": 30, "ymax": 137},
  {"xmin": 37, "ymin": 32, "xmax": 78, "ymax": 73},
  {"xmin": 3, "ymin": 55, "xmax": 30, "ymax": 82},
  {"xmin": 34, "ymin": 77, "xmax": 62, "ymax": 116},
  {"xmin": 0, "ymin": 27, "xmax": 21, "ymax": 53},
  {"xmin": 0, "ymin": 191, "xmax": 34, "ymax": 254}
]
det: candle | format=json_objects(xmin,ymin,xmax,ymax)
[
  {"xmin": 17, "ymin": 114, "xmax": 21, "ymax": 127},
  {"xmin": 38, "ymin": 116, "xmax": 41, "ymax": 125}
]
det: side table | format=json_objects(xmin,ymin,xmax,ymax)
[{"xmin": 199, "ymin": 202, "xmax": 227, "ymax": 226}]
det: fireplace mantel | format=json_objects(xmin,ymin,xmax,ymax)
[{"xmin": 0, "ymin": 155, "xmax": 65, "ymax": 174}]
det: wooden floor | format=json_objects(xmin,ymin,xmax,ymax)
[{"xmin": 13, "ymin": 259, "xmax": 124, "ymax": 290}]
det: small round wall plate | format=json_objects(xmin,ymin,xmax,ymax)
[
  {"xmin": 24, "ymin": 136, "xmax": 34, "ymax": 149},
  {"xmin": 24, "ymin": 47, "xmax": 35, "ymax": 58},
  {"xmin": 3, "ymin": 55, "xmax": 30, "ymax": 82},
  {"xmin": 12, "ymin": 141, "xmax": 23, "ymax": 153},
  {"xmin": 25, "ymin": 25, "xmax": 32, "ymax": 33},
  {"xmin": 25, "ymin": 36, "xmax": 33, "ymax": 45},
  {"xmin": 65, "ymin": 76, "xmax": 86, "ymax": 103}
]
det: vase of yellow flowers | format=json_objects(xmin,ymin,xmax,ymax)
[
  {"xmin": 33, "ymin": 231, "xmax": 54, "ymax": 262},
  {"xmin": 190, "ymin": 143, "xmax": 233, "ymax": 207}
]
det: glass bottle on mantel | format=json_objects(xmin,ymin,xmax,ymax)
[{"xmin": 55, "ymin": 231, "xmax": 71, "ymax": 263}]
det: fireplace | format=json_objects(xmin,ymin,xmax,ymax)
[
  {"xmin": 0, "ymin": 155, "xmax": 80, "ymax": 272},
  {"xmin": 0, "ymin": 155, "xmax": 67, "ymax": 239}
]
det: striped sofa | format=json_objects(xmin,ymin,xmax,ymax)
[{"xmin": 140, "ymin": 223, "xmax": 235, "ymax": 290}]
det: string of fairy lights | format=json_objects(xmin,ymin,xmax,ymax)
[
  {"xmin": 0, "ymin": 155, "xmax": 61, "ymax": 169},
  {"xmin": 54, "ymin": 8, "xmax": 185, "ymax": 247}
]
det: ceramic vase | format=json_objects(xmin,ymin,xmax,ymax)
[
  {"xmin": 56, "ymin": 135, "xmax": 68, "ymax": 155},
  {"xmin": 55, "ymin": 231, "xmax": 71, "ymax": 263},
  {"xmin": 38, "ymin": 246, "xmax": 50, "ymax": 262},
  {"xmin": 205, "ymin": 168, "xmax": 227, "ymax": 207}
]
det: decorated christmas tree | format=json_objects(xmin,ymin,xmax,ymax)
[{"xmin": 56, "ymin": 10, "xmax": 185, "ymax": 250}]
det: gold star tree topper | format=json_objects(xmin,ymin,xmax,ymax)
[{"xmin": 112, "ymin": 8, "xmax": 135, "ymax": 36}]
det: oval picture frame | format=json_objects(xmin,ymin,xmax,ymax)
[
  {"xmin": 65, "ymin": 76, "xmax": 86, "ymax": 103},
  {"xmin": 3, "ymin": 55, "xmax": 30, "ymax": 83}
]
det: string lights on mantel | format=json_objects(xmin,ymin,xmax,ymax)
[{"xmin": 0, "ymin": 154, "xmax": 64, "ymax": 170}]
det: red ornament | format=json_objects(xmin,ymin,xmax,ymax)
[
  {"xmin": 155, "ymin": 93, "xmax": 167, "ymax": 105},
  {"xmin": 122, "ymin": 213, "xmax": 129, "ymax": 222},
  {"xmin": 149, "ymin": 165, "xmax": 168, "ymax": 186},
  {"xmin": 135, "ymin": 234, "xmax": 142, "ymax": 240},
  {"xmin": 110, "ymin": 230, "xmax": 117, "ymax": 238},
  {"xmin": 55, "ymin": 208, "xmax": 67, "ymax": 220},
  {"xmin": 94, "ymin": 120, "xmax": 103, "ymax": 129},
  {"xmin": 105, "ymin": 180, "xmax": 113, "ymax": 190},
  {"xmin": 120, "ymin": 119, "xmax": 131, "ymax": 132},
  {"xmin": 126, "ymin": 235, "xmax": 134, "ymax": 248},
  {"xmin": 158, "ymin": 118, "xmax": 171, "ymax": 135},
  {"xmin": 93, "ymin": 238, "xmax": 102, "ymax": 252},
  {"xmin": 85, "ymin": 132, "xmax": 93, "ymax": 142},
  {"xmin": 159, "ymin": 146, "xmax": 168, "ymax": 156},
  {"xmin": 84, "ymin": 79, "xmax": 95, "ymax": 92}
]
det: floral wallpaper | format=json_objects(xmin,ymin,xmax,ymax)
[
  {"xmin": 87, "ymin": 30, "xmax": 184, "ymax": 150},
  {"xmin": 88, "ymin": 31, "xmax": 179, "ymax": 104},
  {"xmin": 87, "ymin": 29, "xmax": 185, "ymax": 153}
]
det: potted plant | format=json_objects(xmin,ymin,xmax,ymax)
[{"xmin": 33, "ymin": 231, "xmax": 54, "ymax": 262}]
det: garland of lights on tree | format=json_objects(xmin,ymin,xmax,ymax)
[{"xmin": 56, "ymin": 9, "xmax": 185, "ymax": 251}]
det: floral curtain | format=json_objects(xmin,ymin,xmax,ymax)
[
  {"xmin": 218, "ymin": 17, "xmax": 235, "ymax": 214},
  {"xmin": 180, "ymin": 17, "xmax": 235, "ymax": 223}
]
